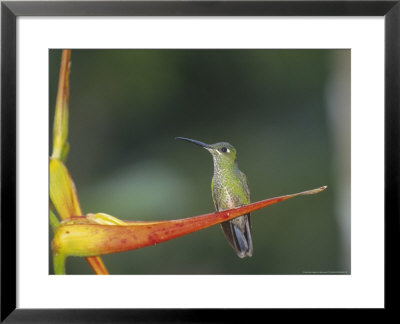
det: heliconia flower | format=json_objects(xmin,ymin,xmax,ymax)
[
  {"xmin": 50, "ymin": 159, "xmax": 326, "ymax": 274},
  {"xmin": 50, "ymin": 49, "xmax": 108, "ymax": 275}
]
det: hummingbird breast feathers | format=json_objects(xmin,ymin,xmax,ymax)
[{"xmin": 211, "ymin": 167, "xmax": 250, "ymax": 210}]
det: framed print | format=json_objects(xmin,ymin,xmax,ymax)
[{"xmin": 1, "ymin": 0, "xmax": 399, "ymax": 321}]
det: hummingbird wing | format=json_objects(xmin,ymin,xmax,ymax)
[
  {"xmin": 213, "ymin": 177, "xmax": 239, "ymax": 253},
  {"xmin": 239, "ymin": 171, "xmax": 252, "ymax": 228},
  {"xmin": 237, "ymin": 171, "xmax": 253, "ymax": 257},
  {"xmin": 211, "ymin": 177, "xmax": 219, "ymax": 210},
  {"xmin": 239, "ymin": 171, "xmax": 250, "ymax": 202}
]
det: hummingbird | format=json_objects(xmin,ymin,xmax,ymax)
[{"xmin": 176, "ymin": 137, "xmax": 253, "ymax": 258}]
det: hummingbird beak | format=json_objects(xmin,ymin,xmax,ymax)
[{"xmin": 175, "ymin": 137, "xmax": 211, "ymax": 149}]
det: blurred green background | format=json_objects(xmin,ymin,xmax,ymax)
[{"xmin": 49, "ymin": 49, "xmax": 350, "ymax": 274}]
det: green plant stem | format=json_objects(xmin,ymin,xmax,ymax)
[{"xmin": 53, "ymin": 253, "xmax": 66, "ymax": 275}]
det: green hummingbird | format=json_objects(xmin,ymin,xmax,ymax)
[{"xmin": 176, "ymin": 137, "xmax": 253, "ymax": 258}]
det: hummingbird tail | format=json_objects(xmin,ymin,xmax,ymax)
[
  {"xmin": 221, "ymin": 214, "xmax": 253, "ymax": 258},
  {"xmin": 233, "ymin": 225, "xmax": 249, "ymax": 257}
]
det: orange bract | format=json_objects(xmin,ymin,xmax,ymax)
[{"xmin": 52, "ymin": 186, "xmax": 327, "ymax": 258}]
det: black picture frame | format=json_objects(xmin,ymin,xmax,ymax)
[{"xmin": 1, "ymin": 0, "xmax": 398, "ymax": 321}]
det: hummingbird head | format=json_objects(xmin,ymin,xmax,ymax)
[
  {"xmin": 206, "ymin": 142, "xmax": 237, "ymax": 165},
  {"xmin": 175, "ymin": 137, "xmax": 237, "ymax": 167}
]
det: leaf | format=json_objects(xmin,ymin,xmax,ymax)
[{"xmin": 52, "ymin": 186, "xmax": 327, "ymax": 258}]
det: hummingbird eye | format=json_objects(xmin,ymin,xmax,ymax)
[{"xmin": 220, "ymin": 147, "xmax": 228, "ymax": 153}]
